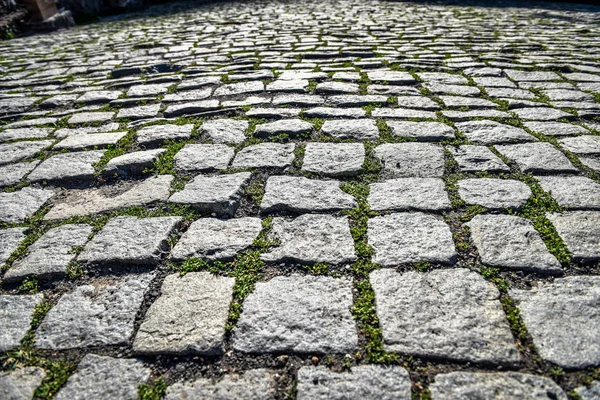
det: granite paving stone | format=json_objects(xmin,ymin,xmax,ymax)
[
  {"xmin": 254, "ymin": 118, "xmax": 313, "ymax": 138},
  {"xmin": 54, "ymin": 131, "xmax": 127, "ymax": 150},
  {"xmin": 448, "ymin": 145, "xmax": 509, "ymax": 172},
  {"xmin": 163, "ymin": 100, "xmax": 220, "ymax": 117},
  {"xmin": 536, "ymin": 176, "xmax": 600, "ymax": 209},
  {"xmin": 510, "ymin": 276, "xmax": 600, "ymax": 368},
  {"xmin": 213, "ymin": 81, "xmax": 264, "ymax": 97},
  {"xmin": 261, "ymin": 214, "xmax": 357, "ymax": 264},
  {"xmin": 511, "ymin": 107, "xmax": 573, "ymax": 121},
  {"xmin": 576, "ymin": 381, "xmax": 600, "ymax": 400},
  {"xmin": 171, "ymin": 217, "xmax": 262, "ymax": 261},
  {"xmin": 0, "ymin": 227, "xmax": 27, "ymax": 266},
  {"xmin": 371, "ymin": 107, "xmax": 437, "ymax": 119},
  {"xmin": 457, "ymin": 178, "xmax": 532, "ymax": 209},
  {"xmin": 430, "ymin": 372, "xmax": 567, "ymax": 400},
  {"xmin": 301, "ymin": 142, "xmax": 364, "ymax": 176},
  {"xmin": 455, "ymin": 120, "xmax": 534, "ymax": 144},
  {"xmin": 201, "ymin": 119, "xmax": 248, "ymax": 144},
  {"xmin": 302, "ymin": 107, "xmax": 366, "ymax": 118},
  {"xmin": 315, "ymin": 81, "xmax": 359, "ymax": 94},
  {"xmin": 232, "ymin": 143, "xmax": 295, "ymax": 169},
  {"xmin": 174, "ymin": 144, "xmax": 234, "ymax": 172},
  {"xmin": 0, "ymin": 187, "xmax": 54, "ymax": 223},
  {"xmin": 387, "ymin": 121, "xmax": 455, "ymax": 142},
  {"xmin": 375, "ymin": 143, "xmax": 445, "ymax": 178},
  {"xmin": 116, "ymin": 104, "xmax": 161, "ymax": 120},
  {"xmin": 127, "ymin": 83, "xmax": 171, "ymax": 97},
  {"xmin": 523, "ymin": 121, "xmax": 588, "ymax": 137},
  {"xmin": 35, "ymin": 273, "xmax": 154, "ymax": 350},
  {"xmin": 370, "ymin": 268, "xmax": 520, "ymax": 365},
  {"xmin": 0, "ymin": 140, "xmax": 54, "ymax": 166},
  {"xmin": 169, "ymin": 172, "xmax": 251, "ymax": 216},
  {"xmin": 260, "ymin": 176, "xmax": 356, "ymax": 214},
  {"xmin": 233, "ymin": 274, "xmax": 358, "ymax": 354},
  {"xmin": 0, "ymin": 367, "xmax": 46, "ymax": 400},
  {"xmin": 367, "ymin": 70, "xmax": 415, "ymax": 84},
  {"xmin": 547, "ymin": 211, "xmax": 600, "ymax": 262},
  {"xmin": 104, "ymin": 148, "xmax": 166, "ymax": 176},
  {"xmin": 368, "ymin": 213, "xmax": 456, "ymax": 265},
  {"xmin": 0, "ymin": 294, "xmax": 43, "ymax": 352},
  {"xmin": 297, "ymin": 366, "xmax": 411, "ymax": 400},
  {"xmin": 78, "ymin": 216, "xmax": 181, "ymax": 267},
  {"xmin": 133, "ymin": 272, "xmax": 234, "ymax": 355},
  {"xmin": 77, "ymin": 90, "xmax": 122, "ymax": 105},
  {"xmin": 165, "ymin": 369, "xmax": 277, "ymax": 400},
  {"xmin": 27, "ymin": 150, "xmax": 106, "ymax": 184},
  {"xmin": 5, "ymin": 224, "xmax": 93, "ymax": 282},
  {"xmin": 495, "ymin": 142, "xmax": 578, "ymax": 173},
  {"xmin": 68, "ymin": 112, "xmax": 115, "ymax": 124},
  {"xmin": 55, "ymin": 354, "xmax": 151, "ymax": 400},
  {"xmin": 466, "ymin": 214, "xmax": 562, "ymax": 273},
  {"xmin": 320, "ymin": 119, "xmax": 379, "ymax": 141},
  {"xmin": 368, "ymin": 178, "xmax": 451, "ymax": 212},
  {"xmin": 0, "ymin": 127, "xmax": 51, "ymax": 142},
  {"xmin": 137, "ymin": 124, "xmax": 194, "ymax": 147},
  {"xmin": 558, "ymin": 135, "xmax": 600, "ymax": 155},
  {"xmin": 44, "ymin": 175, "xmax": 173, "ymax": 220}
]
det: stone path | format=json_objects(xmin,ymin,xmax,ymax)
[{"xmin": 0, "ymin": 0, "xmax": 599, "ymax": 398}]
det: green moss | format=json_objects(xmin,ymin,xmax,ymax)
[{"xmin": 138, "ymin": 378, "xmax": 167, "ymax": 400}]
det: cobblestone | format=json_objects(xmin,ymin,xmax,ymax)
[
  {"xmin": 368, "ymin": 178, "xmax": 451, "ymax": 212},
  {"xmin": 0, "ymin": 294, "xmax": 43, "ymax": 352},
  {"xmin": 495, "ymin": 142, "xmax": 578, "ymax": 173},
  {"xmin": 536, "ymin": 176, "xmax": 600, "ymax": 209},
  {"xmin": 375, "ymin": 143, "xmax": 445, "ymax": 178},
  {"xmin": 232, "ymin": 142, "xmax": 295, "ymax": 169},
  {"xmin": 301, "ymin": 142, "xmax": 364, "ymax": 177},
  {"xmin": 457, "ymin": 178, "xmax": 532, "ymax": 209},
  {"xmin": 0, "ymin": 367, "xmax": 45, "ymax": 400},
  {"xmin": 0, "ymin": 187, "xmax": 54, "ymax": 223},
  {"xmin": 547, "ymin": 211, "xmax": 600, "ymax": 262}
]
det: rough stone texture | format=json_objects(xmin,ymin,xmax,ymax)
[
  {"xmin": 524, "ymin": 121, "xmax": 588, "ymax": 137},
  {"xmin": 27, "ymin": 150, "xmax": 106, "ymax": 183},
  {"xmin": 302, "ymin": 107, "xmax": 365, "ymax": 118},
  {"xmin": 301, "ymin": 142, "xmax": 364, "ymax": 177},
  {"xmin": 44, "ymin": 175, "xmax": 172, "ymax": 220},
  {"xmin": 375, "ymin": 143, "xmax": 445, "ymax": 178},
  {"xmin": 0, "ymin": 227, "xmax": 27, "ymax": 266},
  {"xmin": 127, "ymin": 83, "xmax": 171, "ymax": 97},
  {"xmin": 448, "ymin": 145, "xmax": 509, "ymax": 173},
  {"xmin": 213, "ymin": 81, "xmax": 264, "ymax": 97},
  {"xmin": 201, "ymin": 119, "xmax": 248, "ymax": 144},
  {"xmin": 254, "ymin": 119, "xmax": 313, "ymax": 137},
  {"xmin": 116, "ymin": 104, "xmax": 161, "ymax": 120},
  {"xmin": 68, "ymin": 112, "xmax": 115, "ymax": 124},
  {"xmin": 0, "ymin": 294, "xmax": 43, "ymax": 352},
  {"xmin": 0, "ymin": 141, "xmax": 53, "ymax": 166},
  {"xmin": 134, "ymin": 272, "xmax": 234, "ymax": 355},
  {"xmin": 320, "ymin": 119, "xmax": 379, "ymax": 141},
  {"xmin": 368, "ymin": 213, "xmax": 456, "ymax": 265},
  {"xmin": 576, "ymin": 381, "xmax": 600, "ymax": 400},
  {"xmin": 55, "ymin": 354, "xmax": 151, "ymax": 400},
  {"xmin": 0, "ymin": 187, "xmax": 54, "ymax": 223},
  {"xmin": 174, "ymin": 144, "xmax": 235, "ymax": 172},
  {"xmin": 466, "ymin": 214, "xmax": 562, "ymax": 273},
  {"xmin": 495, "ymin": 142, "xmax": 577, "ymax": 173},
  {"xmin": 0, "ymin": 161, "xmax": 40, "ymax": 187},
  {"xmin": 368, "ymin": 178, "xmax": 451, "ymax": 211},
  {"xmin": 387, "ymin": 121, "xmax": 455, "ymax": 142},
  {"xmin": 5, "ymin": 224, "xmax": 93, "ymax": 282},
  {"xmin": 165, "ymin": 369, "xmax": 277, "ymax": 400},
  {"xmin": 429, "ymin": 372, "xmax": 567, "ymax": 400},
  {"xmin": 0, "ymin": 367, "xmax": 46, "ymax": 400},
  {"xmin": 260, "ymin": 176, "xmax": 356, "ymax": 214},
  {"xmin": 78, "ymin": 216, "xmax": 181, "ymax": 267},
  {"xmin": 559, "ymin": 135, "xmax": 600, "ymax": 155},
  {"xmin": 261, "ymin": 214, "xmax": 357, "ymax": 264},
  {"xmin": 105, "ymin": 149, "xmax": 166, "ymax": 176},
  {"xmin": 233, "ymin": 275, "xmax": 358, "ymax": 354},
  {"xmin": 54, "ymin": 131, "xmax": 127, "ymax": 150},
  {"xmin": 169, "ymin": 172, "xmax": 251, "ymax": 216},
  {"xmin": 536, "ymin": 176, "xmax": 600, "ymax": 209},
  {"xmin": 232, "ymin": 143, "xmax": 295, "ymax": 168},
  {"xmin": 370, "ymin": 268, "xmax": 520, "ymax": 365},
  {"xmin": 0, "ymin": 127, "xmax": 51, "ymax": 142},
  {"xmin": 163, "ymin": 100, "xmax": 220, "ymax": 117},
  {"xmin": 297, "ymin": 366, "xmax": 412, "ymax": 400},
  {"xmin": 547, "ymin": 211, "xmax": 600, "ymax": 263},
  {"xmin": 511, "ymin": 107, "xmax": 573, "ymax": 121},
  {"xmin": 455, "ymin": 120, "xmax": 534, "ymax": 144},
  {"xmin": 35, "ymin": 273, "xmax": 154, "ymax": 350},
  {"xmin": 510, "ymin": 276, "xmax": 600, "ymax": 368},
  {"xmin": 137, "ymin": 124, "xmax": 194, "ymax": 147},
  {"xmin": 457, "ymin": 178, "xmax": 532, "ymax": 209},
  {"xmin": 171, "ymin": 217, "xmax": 262, "ymax": 261}
]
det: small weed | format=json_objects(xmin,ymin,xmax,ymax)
[{"xmin": 138, "ymin": 378, "xmax": 167, "ymax": 400}]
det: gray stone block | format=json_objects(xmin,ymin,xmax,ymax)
[
  {"xmin": 559, "ymin": 135, "xmax": 600, "ymax": 155},
  {"xmin": 261, "ymin": 214, "xmax": 357, "ymax": 264},
  {"xmin": 213, "ymin": 81, "xmax": 264, "ymax": 96},
  {"xmin": 368, "ymin": 178, "xmax": 450, "ymax": 212},
  {"xmin": 458, "ymin": 178, "xmax": 532, "ymax": 209},
  {"xmin": 387, "ymin": 121, "xmax": 455, "ymax": 142},
  {"xmin": 0, "ymin": 227, "xmax": 27, "ymax": 266},
  {"xmin": 368, "ymin": 213, "xmax": 456, "ymax": 265},
  {"xmin": 301, "ymin": 142, "xmax": 364, "ymax": 177},
  {"xmin": 68, "ymin": 112, "xmax": 115, "ymax": 124},
  {"xmin": 55, "ymin": 354, "xmax": 151, "ymax": 400},
  {"xmin": 171, "ymin": 217, "xmax": 261, "ymax": 261},
  {"xmin": 0, "ymin": 367, "xmax": 46, "ymax": 400},
  {"xmin": 137, "ymin": 124, "xmax": 194, "ymax": 147},
  {"xmin": 254, "ymin": 119, "xmax": 313, "ymax": 137},
  {"xmin": 547, "ymin": 211, "xmax": 600, "ymax": 262},
  {"xmin": 233, "ymin": 275, "xmax": 358, "ymax": 354},
  {"xmin": 297, "ymin": 365, "xmax": 411, "ymax": 400},
  {"xmin": 370, "ymin": 268, "xmax": 520, "ymax": 365},
  {"xmin": 576, "ymin": 381, "xmax": 600, "ymax": 400},
  {"xmin": 0, "ymin": 294, "xmax": 43, "ymax": 352},
  {"xmin": 375, "ymin": 143, "xmax": 445, "ymax": 178},
  {"xmin": 105, "ymin": 149, "xmax": 166, "ymax": 176},
  {"xmin": 35, "ymin": 273, "xmax": 154, "ymax": 350},
  {"xmin": 496, "ymin": 142, "xmax": 577, "ymax": 173},
  {"xmin": 201, "ymin": 119, "xmax": 248, "ymax": 144},
  {"xmin": 0, "ymin": 141, "xmax": 54, "ymax": 166},
  {"xmin": 54, "ymin": 131, "xmax": 127, "ymax": 150},
  {"xmin": 0, "ymin": 127, "xmax": 51, "ymax": 142},
  {"xmin": 466, "ymin": 214, "xmax": 561, "ymax": 273},
  {"xmin": 320, "ymin": 119, "xmax": 379, "ymax": 141},
  {"xmin": 27, "ymin": 150, "xmax": 106, "ymax": 183},
  {"xmin": 133, "ymin": 272, "xmax": 234, "ymax": 355},
  {"xmin": 232, "ymin": 143, "xmax": 295, "ymax": 169},
  {"xmin": 0, "ymin": 187, "xmax": 54, "ymax": 223},
  {"xmin": 260, "ymin": 176, "xmax": 356, "ymax": 214},
  {"xmin": 536, "ymin": 176, "xmax": 600, "ymax": 209},
  {"xmin": 169, "ymin": 172, "xmax": 251, "ymax": 216},
  {"xmin": 430, "ymin": 371, "xmax": 567, "ymax": 400},
  {"xmin": 0, "ymin": 161, "xmax": 40, "ymax": 187},
  {"xmin": 5, "ymin": 224, "xmax": 92, "ymax": 282},
  {"xmin": 455, "ymin": 120, "xmax": 534, "ymax": 144},
  {"xmin": 174, "ymin": 144, "xmax": 235, "ymax": 172},
  {"xmin": 78, "ymin": 216, "xmax": 181, "ymax": 266},
  {"xmin": 510, "ymin": 276, "xmax": 600, "ymax": 368},
  {"xmin": 448, "ymin": 145, "xmax": 509, "ymax": 173}
]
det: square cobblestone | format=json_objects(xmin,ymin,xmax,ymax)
[
  {"xmin": 495, "ymin": 143, "xmax": 578, "ymax": 173},
  {"xmin": 375, "ymin": 143, "xmax": 445, "ymax": 178},
  {"xmin": 547, "ymin": 211, "xmax": 600, "ymax": 262},
  {"xmin": 458, "ymin": 178, "xmax": 532, "ymax": 209},
  {"xmin": 0, "ymin": 293, "xmax": 43, "ymax": 352},
  {"xmin": 301, "ymin": 142, "xmax": 365, "ymax": 177},
  {"xmin": 448, "ymin": 145, "xmax": 509, "ymax": 173},
  {"xmin": 0, "ymin": 187, "xmax": 54, "ymax": 223},
  {"xmin": 232, "ymin": 143, "xmax": 295, "ymax": 169},
  {"xmin": 536, "ymin": 176, "xmax": 600, "ymax": 209},
  {"xmin": 368, "ymin": 178, "xmax": 451, "ymax": 212},
  {"xmin": 174, "ymin": 144, "xmax": 234, "ymax": 172}
]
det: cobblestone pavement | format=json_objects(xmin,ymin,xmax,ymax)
[{"xmin": 1, "ymin": 0, "xmax": 600, "ymax": 398}]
